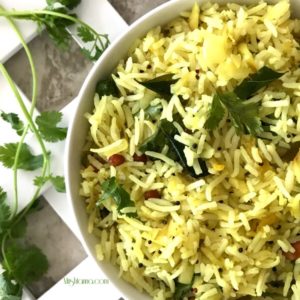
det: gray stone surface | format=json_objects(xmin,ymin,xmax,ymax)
[{"xmin": 4, "ymin": 0, "xmax": 168, "ymax": 297}]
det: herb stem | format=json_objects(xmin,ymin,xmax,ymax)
[
  {"xmin": 1, "ymin": 8, "xmax": 39, "ymax": 219},
  {"xmin": 0, "ymin": 9, "xmax": 107, "ymax": 41},
  {"xmin": 1, "ymin": 234, "xmax": 10, "ymax": 272},
  {"xmin": 0, "ymin": 64, "xmax": 50, "ymax": 226}
]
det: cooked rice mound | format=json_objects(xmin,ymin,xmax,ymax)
[{"xmin": 80, "ymin": 1, "xmax": 300, "ymax": 299}]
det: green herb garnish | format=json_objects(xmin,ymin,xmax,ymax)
[
  {"xmin": 139, "ymin": 74, "xmax": 178, "ymax": 99},
  {"xmin": 0, "ymin": 143, "xmax": 44, "ymax": 171},
  {"xmin": 144, "ymin": 104, "xmax": 163, "ymax": 120},
  {"xmin": 98, "ymin": 177, "xmax": 137, "ymax": 217},
  {"xmin": 205, "ymin": 93, "xmax": 262, "ymax": 135},
  {"xmin": 140, "ymin": 119, "xmax": 209, "ymax": 178},
  {"xmin": 0, "ymin": 2, "xmax": 95, "ymax": 298},
  {"xmin": 36, "ymin": 111, "xmax": 67, "ymax": 142},
  {"xmin": 174, "ymin": 278, "xmax": 194, "ymax": 300},
  {"xmin": 205, "ymin": 67, "xmax": 284, "ymax": 135},
  {"xmin": 34, "ymin": 175, "xmax": 66, "ymax": 193},
  {"xmin": 4, "ymin": 243, "xmax": 49, "ymax": 285},
  {"xmin": 0, "ymin": 112, "xmax": 24, "ymax": 136},
  {"xmin": 0, "ymin": 188, "xmax": 10, "ymax": 235},
  {"xmin": 95, "ymin": 77, "xmax": 119, "ymax": 98},
  {"xmin": 0, "ymin": 271, "xmax": 22, "ymax": 299},
  {"xmin": 234, "ymin": 66, "xmax": 283, "ymax": 99},
  {"xmin": 0, "ymin": 0, "xmax": 109, "ymax": 61}
]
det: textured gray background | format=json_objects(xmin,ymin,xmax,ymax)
[{"xmin": 4, "ymin": 0, "xmax": 168, "ymax": 297}]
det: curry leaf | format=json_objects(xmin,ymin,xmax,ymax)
[
  {"xmin": 95, "ymin": 77, "xmax": 119, "ymax": 98},
  {"xmin": 0, "ymin": 112, "xmax": 24, "ymax": 136},
  {"xmin": 234, "ymin": 66, "xmax": 283, "ymax": 99},
  {"xmin": 139, "ymin": 74, "xmax": 178, "ymax": 99},
  {"xmin": 140, "ymin": 119, "xmax": 209, "ymax": 178},
  {"xmin": 0, "ymin": 143, "xmax": 43, "ymax": 171},
  {"xmin": 98, "ymin": 177, "xmax": 137, "ymax": 217}
]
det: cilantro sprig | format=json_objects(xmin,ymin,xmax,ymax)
[
  {"xmin": 205, "ymin": 93, "xmax": 262, "ymax": 135},
  {"xmin": 0, "ymin": 112, "xmax": 24, "ymax": 136},
  {"xmin": 97, "ymin": 177, "xmax": 137, "ymax": 218},
  {"xmin": 0, "ymin": 1, "xmax": 102, "ymax": 298},
  {"xmin": 0, "ymin": 0, "xmax": 109, "ymax": 61},
  {"xmin": 205, "ymin": 66, "xmax": 283, "ymax": 135}
]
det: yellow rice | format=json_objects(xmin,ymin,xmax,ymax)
[{"xmin": 80, "ymin": 1, "xmax": 300, "ymax": 299}]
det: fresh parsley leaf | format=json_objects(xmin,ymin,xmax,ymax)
[
  {"xmin": 46, "ymin": 0, "xmax": 81, "ymax": 10},
  {"xmin": 139, "ymin": 74, "xmax": 178, "ymax": 100},
  {"xmin": 0, "ymin": 187, "xmax": 11, "ymax": 234},
  {"xmin": 17, "ymin": 6, "xmax": 76, "ymax": 50},
  {"xmin": 50, "ymin": 176, "xmax": 66, "ymax": 192},
  {"xmin": 4, "ymin": 243, "xmax": 49, "ymax": 285},
  {"xmin": 234, "ymin": 66, "xmax": 283, "ymax": 99},
  {"xmin": 33, "ymin": 176, "xmax": 47, "ymax": 188},
  {"xmin": 219, "ymin": 92, "xmax": 262, "ymax": 135},
  {"xmin": 95, "ymin": 77, "xmax": 119, "ymax": 98},
  {"xmin": 174, "ymin": 278, "xmax": 194, "ymax": 300},
  {"xmin": 34, "ymin": 175, "xmax": 66, "ymax": 193},
  {"xmin": 44, "ymin": 21, "xmax": 71, "ymax": 50},
  {"xmin": 77, "ymin": 26, "xmax": 94, "ymax": 42},
  {"xmin": 204, "ymin": 94, "xmax": 225, "ymax": 131},
  {"xmin": 98, "ymin": 177, "xmax": 137, "ymax": 217},
  {"xmin": 0, "ymin": 112, "xmax": 24, "ymax": 136},
  {"xmin": 36, "ymin": 111, "xmax": 67, "ymax": 142},
  {"xmin": 10, "ymin": 218, "xmax": 27, "ymax": 239},
  {"xmin": 140, "ymin": 119, "xmax": 209, "ymax": 178},
  {"xmin": 0, "ymin": 143, "xmax": 43, "ymax": 171},
  {"xmin": 144, "ymin": 104, "xmax": 162, "ymax": 120},
  {"xmin": 0, "ymin": 271, "xmax": 22, "ymax": 300}
]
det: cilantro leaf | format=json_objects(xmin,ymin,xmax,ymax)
[
  {"xmin": 95, "ymin": 77, "xmax": 119, "ymax": 98},
  {"xmin": 205, "ymin": 67, "xmax": 283, "ymax": 135},
  {"xmin": 4, "ymin": 243, "xmax": 49, "ymax": 285},
  {"xmin": 50, "ymin": 176, "xmax": 65, "ymax": 192},
  {"xmin": 144, "ymin": 104, "xmax": 163, "ymax": 120},
  {"xmin": 204, "ymin": 94, "xmax": 225, "ymax": 131},
  {"xmin": 139, "ymin": 74, "xmax": 178, "ymax": 100},
  {"xmin": 0, "ymin": 112, "xmax": 24, "ymax": 136},
  {"xmin": 0, "ymin": 271, "xmax": 22, "ymax": 300},
  {"xmin": 0, "ymin": 187, "xmax": 11, "ymax": 234},
  {"xmin": 174, "ymin": 278, "xmax": 194, "ymax": 300},
  {"xmin": 10, "ymin": 218, "xmax": 27, "ymax": 239},
  {"xmin": 46, "ymin": 0, "xmax": 81, "ymax": 10},
  {"xmin": 98, "ymin": 177, "xmax": 137, "ymax": 217},
  {"xmin": 34, "ymin": 175, "xmax": 66, "ymax": 193},
  {"xmin": 0, "ymin": 143, "xmax": 43, "ymax": 170},
  {"xmin": 234, "ymin": 66, "xmax": 283, "ymax": 99},
  {"xmin": 140, "ymin": 119, "xmax": 209, "ymax": 178},
  {"xmin": 220, "ymin": 92, "xmax": 262, "ymax": 135},
  {"xmin": 77, "ymin": 26, "xmax": 94, "ymax": 42},
  {"xmin": 33, "ymin": 176, "xmax": 47, "ymax": 188},
  {"xmin": 35, "ymin": 111, "xmax": 67, "ymax": 142}
]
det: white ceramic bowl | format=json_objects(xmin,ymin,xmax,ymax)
[{"xmin": 65, "ymin": 1, "xmax": 300, "ymax": 299}]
